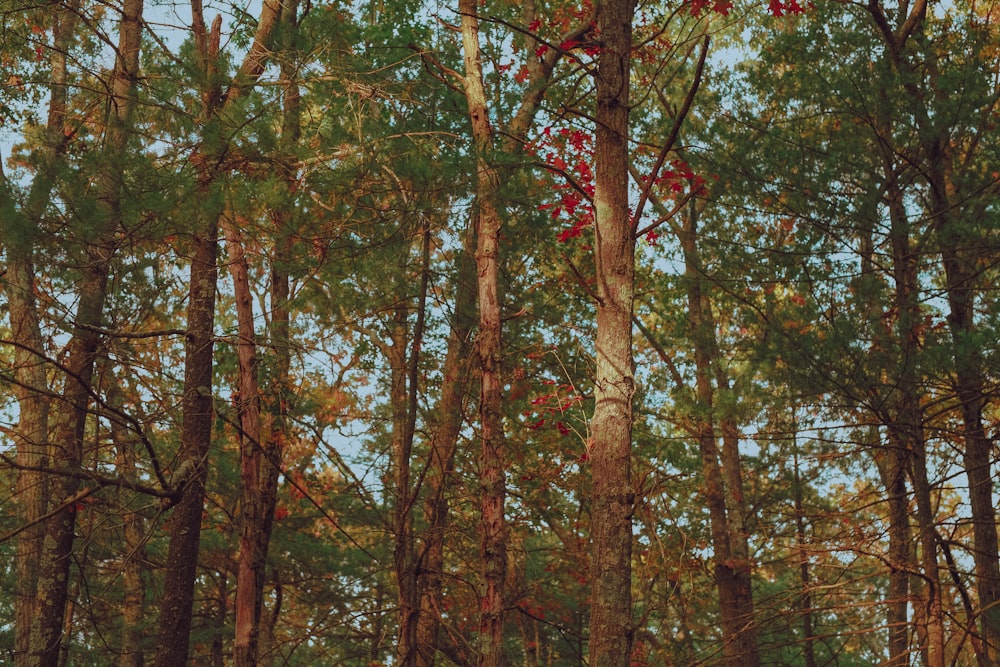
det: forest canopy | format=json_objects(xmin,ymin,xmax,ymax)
[{"xmin": 1, "ymin": 0, "xmax": 999, "ymax": 665}]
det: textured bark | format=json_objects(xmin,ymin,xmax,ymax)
[
  {"xmin": 26, "ymin": 0, "xmax": 141, "ymax": 661},
  {"xmin": 790, "ymin": 447, "xmax": 816, "ymax": 667},
  {"xmin": 151, "ymin": 18, "xmax": 223, "ymax": 661},
  {"xmin": 6, "ymin": 250, "xmax": 51, "ymax": 667},
  {"xmin": 459, "ymin": 1, "xmax": 509, "ymax": 663},
  {"xmin": 885, "ymin": 160, "xmax": 944, "ymax": 667},
  {"xmin": 152, "ymin": 216, "xmax": 219, "ymax": 667},
  {"xmin": 152, "ymin": 0, "xmax": 285, "ymax": 660},
  {"xmin": 873, "ymin": 436, "xmax": 913, "ymax": 667},
  {"xmin": 104, "ymin": 372, "xmax": 147, "ymax": 667},
  {"xmin": 588, "ymin": 0, "xmax": 636, "ymax": 663},
  {"xmin": 857, "ymin": 205, "xmax": 913, "ymax": 667},
  {"xmin": 678, "ymin": 207, "xmax": 759, "ymax": 667},
  {"xmin": 416, "ymin": 235, "xmax": 478, "ymax": 667},
  {"xmin": 28, "ymin": 241, "xmax": 112, "ymax": 667},
  {"xmin": 926, "ymin": 119, "xmax": 1000, "ymax": 667},
  {"xmin": 226, "ymin": 217, "xmax": 272, "ymax": 667},
  {"xmin": 3, "ymin": 3, "xmax": 73, "ymax": 660}
]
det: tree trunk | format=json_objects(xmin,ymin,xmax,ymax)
[
  {"xmin": 458, "ymin": 1, "xmax": 510, "ymax": 663},
  {"xmin": 927, "ymin": 149, "xmax": 1000, "ymax": 665},
  {"xmin": 152, "ymin": 212, "xmax": 220, "ymax": 667},
  {"xmin": 152, "ymin": 0, "xmax": 283, "ymax": 660},
  {"xmin": 106, "ymin": 373, "xmax": 147, "ymax": 667},
  {"xmin": 588, "ymin": 0, "xmax": 636, "ymax": 663},
  {"xmin": 27, "ymin": 0, "xmax": 142, "ymax": 659},
  {"xmin": 387, "ymin": 222, "xmax": 429, "ymax": 666},
  {"xmin": 416, "ymin": 229, "xmax": 478, "ymax": 667},
  {"xmin": 791, "ymin": 445, "xmax": 816, "ymax": 667},
  {"xmin": 3, "ymin": 3, "xmax": 74, "ymax": 661},
  {"xmin": 678, "ymin": 206, "xmax": 754, "ymax": 667},
  {"xmin": 225, "ymin": 216, "xmax": 275, "ymax": 667},
  {"xmin": 886, "ymin": 162, "xmax": 945, "ymax": 667}
]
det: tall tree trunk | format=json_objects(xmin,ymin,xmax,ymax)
[
  {"xmin": 873, "ymin": 431, "xmax": 913, "ymax": 667},
  {"xmin": 225, "ymin": 215, "xmax": 273, "ymax": 667},
  {"xmin": 588, "ymin": 0, "xmax": 636, "ymax": 663},
  {"xmin": 678, "ymin": 206, "xmax": 752, "ymax": 667},
  {"xmin": 791, "ymin": 444, "xmax": 816, "ymax": 667},
  {"xmin": 885, "ymin": 161, "xmax": 945, "ymax": 667},
  {"xmin": 458, "ymin": 1, "xmax": 509, "ymax": 663},
  {"xmin": 106, "ymin": 372, "xmax": 147, "ymax": 667},
  {"xmin": 857, "ymin": 200, "xmax": 913, "ymax": 667},
  {"xmin": 6, "ymin": 248, "xmax": 52, "ymax": 667},
  {"xmin": 866, "ymin": 5, "xmax": 948, "ymax": 664},
  {"xmin": 153, "ymin": 1, "xmax": 283, "ymax": 661},
  {"xmin": 415, "ymin": 223, "xmax": 478, "ymax": 666},
  {"xmin": 27, "ymin": 0, "xmax": 141, "ymax": 660},
  {"xmin": 926, "ymin": 147, "xmax": 1000, "ymax": 664},
  {"xmin": 3, "ymin": 2, "xmax": 75, "ymax": 660},
  {"xmin": 391, "ymin": 222, "xmax": 430, "ymax": 666},
  {"xmin": 152, "ymin": 208, "xmax": 220, "ymax": 667}
]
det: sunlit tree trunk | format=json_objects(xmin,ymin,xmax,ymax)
[
  {"xmin": 2, "ymin": 4, "xmax": 66, "ymax": 661},
  {"xmin": 588, "ymin": 0, "xmax": 636, "ymax": 663},
  {"xmin": 1, "ymin": 5, "xmax": 72, "ymax": 654},
  {"xmin": 458, "ymin": 1, "xmax": 509, "ymax": 663},
  {"xmin": 153, "ymin": 1, "xmax": 283, "ymax": 661}
]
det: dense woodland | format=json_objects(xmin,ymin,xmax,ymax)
[{"xmin": 1, "ymin": 0, "xmax": 999, "ymax": 664}]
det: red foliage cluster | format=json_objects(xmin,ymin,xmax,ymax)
[
  {"xmin": 527, "ymin": 126, "xmax": 596, "ymax": 243},
  {"xmin": 521, "ymin": 378, "xmax": 585, "ymax": 443},
  {"xmin": 683, "ymin": 0, "xmax": 807, "ymax": 16}
]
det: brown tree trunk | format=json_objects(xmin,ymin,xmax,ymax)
[
  {"xmin": 791, "ymin": 445, "xmax": 816, "ymax": 667},
  {"xmin": 416, "ymin": 229, "xmax": 478, "ymax": 667},
  {"xmin": 588, "ymin": 0, "xmax": 636, "ymax": 663},
  {"xmin": 153, "ymin": 1, "xmax": 283, "ymax": 661},
  {"xmin": 458, "ymin": 1, "xmax": 510, "ymax": 663},
  {"xmin": 678, "ymin": 206, "xmax": 755, "ymax": 667},
  {"xmin": 225, "ymin": 215, "xmax": 277, "ymax": 667},
  {"xmin": 7, "ymin": 248, "xmax": 52, "ymax": 667},
  {"xmin": 27, "ymin": 0, "xmax": 141, "ymax": 660},
  {"xmin": 3, "ymin": 2, "xmax": 72, "ymax": 661},
  {"xmin": 857, "ymin": 203, "xmax": 913, "ymax": 667},
  {"xmin": 152, "ymin": 211, "xmax": 220, "ymax": 667},
  {"xmin": 873, "ymin": 433, "xmax": 913, "ymax": 667},
  {"xmin": 386, "ymin": 222, "xmax": 429, "ymax": 666},
  {"xmin": 106, "ymin": 373, "xmax": 147, "ymax": 667},
  {"xmin": 886, "ymin": 163, "xmax": 945, "ymax": 667},
  {"xmin": 927, "ymin": 153, "xmax": 1000, "ymax": 664}
]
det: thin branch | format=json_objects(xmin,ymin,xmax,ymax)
[{"xmin": 632, "ymin": 34, "xmax": 709, "ymax": 237}]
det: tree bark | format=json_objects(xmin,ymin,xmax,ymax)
[
  {"xmin": 104, "ymin": 371, "xmax": 147, "ymax": 667},
  {"xmin": 2, "ymin": 3, "xmax": 74, "ymax": 660},
  {"xmin": 458, "ymin": 1, "xmax": 510, "ymax": 663},
  {"xmin": 416, "ymin": 223, "xmax": 478, "ymax": 667},
  {"xmin": 588, "ymin": 0, "xmax": 636, "ymax": 663},
  {"xmin": 387, "ymin": 222, "xmax": 430, "ymax": 666},
  {"xmin": 26, "ymin": 0, "xmax": 141, "ymax": 660},
  {"xmin": 225, "ymin": 215, "xmax": 273, "ymax": 667},
  {"xmin": 678, "ymin": 205, "xmax": 757, "ymax": 667},
  {"xmin": 152, "ymin": 0, "xmax": 284, "ymax": 661},
  {"xmin": 152, "ymin": 211, "xmax": 220, "ymax": 667}
]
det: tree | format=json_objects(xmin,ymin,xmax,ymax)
[{"xmin": 586, "ymin": 0, "xmax": 637, "ymax": 663}]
